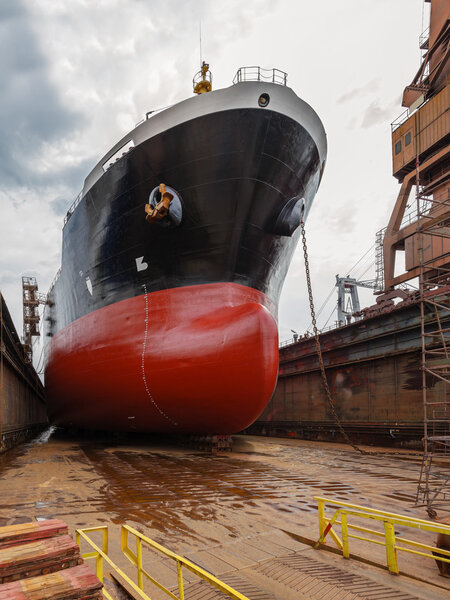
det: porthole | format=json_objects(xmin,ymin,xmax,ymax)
[{"xmin": 258, "ymin": 93, "xmax": 270, "ymax": 107}]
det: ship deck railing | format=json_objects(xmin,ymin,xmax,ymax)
[
  {"xmin": 64, "ymin": 190, "xmax": 83, "ymax": 227},
  {"xmin": 47, "ymin": 268, "xmax": 61, "ymax": 298},
  {"xmin": 233, "ymin": 66, "xmax": 287, "ymax": 86},
  {"xmin": 279, "ymin": 323, "xmax": 343, "ymax": 347},
  {"xmin": 419, "ymin": 25, "xmax": 430, "ymax": 50},
  {"xmin": 391, "ymin": 108, "xmax": 411, "ymax": 132},
  {"xmin": 391, "ymin": 93, "xmax": 431, "ymax": 132}
]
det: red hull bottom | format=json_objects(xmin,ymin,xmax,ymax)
[{"xmin": 45, "ymin": 283, "xmax": 279, "ymax": 433}]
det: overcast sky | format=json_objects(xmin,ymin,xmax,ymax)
[{"xmin": 0, "ymin": 0, "xmax": 428, "ymax": 347}]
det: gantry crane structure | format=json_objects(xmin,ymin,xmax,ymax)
[
  {"xmin": 22, "ymin": 277, "xmax": 46, "ymax": 364},
  {"xmin": 381, "ymin": 0, "xmax": 449, "ymax": 516},
  {"xmin": 335, "ymin": 276, "xmax": 377, "ymax": 325}
]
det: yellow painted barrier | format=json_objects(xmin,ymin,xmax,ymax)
[
  {"xmin": 76, "ymin": 525, "xmax": 250, "ymax": 600},
  {"xmin": 314, "ymin": 496, "xmax": 450, "ymax": 575}
]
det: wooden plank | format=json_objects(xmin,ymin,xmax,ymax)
[
  {"xmin": 0, "ymin": 535, "xmax": 81, "ymax": 581},
  {"xmin": 0, "ymin": 565, "xmax": 102, "ymax": 600},
  {"xmin": 0, "ymin": 521, "xmax": 68, "ymax": 550}
]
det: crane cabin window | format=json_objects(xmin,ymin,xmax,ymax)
[
  {"xmin": 405, "ymin": 131, "xmax": 411, "ymax": 146},
  {"xmin": 395, "ymin": 140, "xmax": 402, "ymax": 155}
]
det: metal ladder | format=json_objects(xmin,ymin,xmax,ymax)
[{"xmin": 415, "ymin": 171, "xmax": 450, "ymax": 517}]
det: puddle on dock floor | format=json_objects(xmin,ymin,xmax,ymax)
[{"xmin": 0, "ymin": 429, "xmax": 428, "ymax": 544}]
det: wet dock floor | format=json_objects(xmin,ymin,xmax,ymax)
[{"xmin": 0, "ymin": 430, "xmax": 448, "ymax": 599}]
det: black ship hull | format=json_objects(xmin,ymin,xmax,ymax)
[{"xmin": 44, "ymin": 79, "xmax": 327, "ymax": 433}]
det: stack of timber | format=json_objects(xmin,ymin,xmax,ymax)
[
  {"xmin": 0, "ymin": 520, "xmax": 102, "ymax": 600},
  {"xmin": 0, "ymin": 293, "xmax": 47, "ymax": 451},
  {"xmin": 249, "ymin": 295, "xmax": 449, "ymax": 446}
]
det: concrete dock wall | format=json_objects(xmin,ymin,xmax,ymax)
[{"xmin": 1, "ymin": 292, "xmax": 47, "ymax": 451}]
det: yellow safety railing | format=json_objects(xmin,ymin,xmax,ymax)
[
  {"xmin": 314, "ymin": 496, "xmax": 450, "ymax": 575},
  {"xmin": 76, "ymin": 525, "xmax": 250, "ymax": 600}
]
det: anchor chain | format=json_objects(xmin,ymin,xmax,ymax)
[{"xmin": 300, "ymin": 219, "xmax": 370, "ymax": 455}]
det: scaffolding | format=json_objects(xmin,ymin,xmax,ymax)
[
  {"xmin": 22, "ymin": 277, "xmax": 46, "ymax": 364},
  {"xmin": 415, "ymin": 176, "xmax": 450, "ymax": 517}
]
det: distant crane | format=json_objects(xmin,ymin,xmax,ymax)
[{"xmin": 335, "ymin": 275, "xmax": 377, "ymax": 325}]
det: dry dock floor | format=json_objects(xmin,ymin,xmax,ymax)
[{"xmin": 0, "ymin": 430, "xmax": 448, "ymax": 599}]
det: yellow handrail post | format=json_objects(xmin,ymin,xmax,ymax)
[
  {"xmin": 383, "ymin": 521, "xmax": 399, "ymax": 575},
  {"xmin": 341, "ymin": 511, "xmax": 349, "ymax": 559},
  {"xmin": 96, "ymin": 552, "xmax": 104, "ymax": 583},
  {"xmin": 120, "ymin": 526, "xmax": 128, "ymax": 555},
  {"xmin": 136, "ymin": 536, "xmax": 143, "ymax": 590},
  {"xmin": 102, "ymin": 527, "xmax": 108, "ymax": 555},
  {"xmin": 315, "ymin": 507, "xmax": 343, "ymax": 550},
  {"xmin": 318, "ymin": 498, "xmax": 326, "ymax": 542},
  {"xmin": 326, "ymin": 511, "xmax": 343, "ymax": 549},
  {"xmin": 176, "ymin": 560, "xmax": 184, "ymax": 600}
]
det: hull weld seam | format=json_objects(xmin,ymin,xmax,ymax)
[{"xmin": 141, "ymin": 284, "xmax": 178, "ymax": 426}]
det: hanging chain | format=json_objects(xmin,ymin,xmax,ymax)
[{"xmin": 300, "ymin": 219, "xmax": 370, "ymax": 455}]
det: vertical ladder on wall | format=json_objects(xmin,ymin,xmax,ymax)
[
  {"xmin": 415, "ymin": 176, "xmax": 450, "ymax": 517},
  {"xmin": 374, "ymin": 227, "xmax": 387, "ymax": 293}
]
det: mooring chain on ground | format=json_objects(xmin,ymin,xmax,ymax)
[{"xmin": 300, "ymin": 219, "xmax": 372, "ymax": 456}]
